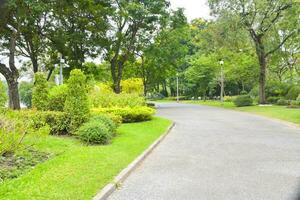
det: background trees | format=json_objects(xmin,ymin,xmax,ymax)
[{"xmin": 0, "ymin": 0, "xmax": 299, "ymax": 108}]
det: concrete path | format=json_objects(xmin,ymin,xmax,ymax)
[{"xmin": 109, "ymin": 103, "xmax": 300, "ymax": 200}]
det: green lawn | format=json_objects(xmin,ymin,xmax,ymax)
[
  {"xmin": 0, "ymin": 117, "xmax": 171, "ymax": 200},
  {"xmin": 185, "ymin": 100, "xmax": 300, "ymax": 125}
]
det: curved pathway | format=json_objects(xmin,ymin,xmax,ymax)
[{"xmin": 109, "ymin": 103, "xmax": 300, "ymax": 200}]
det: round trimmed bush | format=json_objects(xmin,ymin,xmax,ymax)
[
  {"xmin": 233, "ymin": 95, "xmax": 253, "ymax": 107},
  {"xmin": 77, "ymin": 121, "xmax": 112, "ymax": 145},
  {"xmin": 90, "ymin": 114, "xmax": 118, "ymax": 135},
  {"xmin": 276, "ymin": 98, "xmax": 290, "ymax": 106}
]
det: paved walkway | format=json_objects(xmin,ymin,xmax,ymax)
[{"xmin": 109, "ymin": 103, "xmax": 300, "ymax": 200}]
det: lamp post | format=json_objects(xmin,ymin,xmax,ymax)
[
  {"xmin": 219, "ymin": 60, "xmax": 224, "ymax": 105},
  {"xmin": 58, "ymin": 53, "xmax": 64, "ymax": 85},
  {"xmin": 176, "ymin": 72, "xmax": 179, "ymax": 103}
]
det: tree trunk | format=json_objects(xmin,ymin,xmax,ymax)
[
  {"xmin": 7, "ymin": 79, "xmax": 20, "ymax": 109},
  {"xmin": 31, "ymin": 56, "xmax": 38, "ymax": 73},
  {"xmin": 252, "ymin": 35, "xmax": 267, "ymax": 104},
  {"xmin": 258, "ymin": 55, "xmax": 267, "ymax": 104},
  {"xmin": 110, "ymin": 60, "xmax": 122, "ymax": 94}
]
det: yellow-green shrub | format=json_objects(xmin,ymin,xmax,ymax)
[
  {"xmin": 32, "ymin": 73, "xmax": 49, "ymax": 111},
  {"xmin": 92, "ymin": 106, "xmax": 155, "ymax": 123},
  {"xmin": 48, "ymin": 84, "xmax": 68, "ymax": 111},
  {"xmin": 64, "ymin": 69, "xmax": 90, "ymax": 133},
  {"xmin": 121, "ymin": 78, "xmax": 143, "ymax": 95}
]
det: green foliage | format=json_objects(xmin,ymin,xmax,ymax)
[
  {"xmin": 32, "ymin": 73, "xmax": 49, "ymax": 111},
  {"xmin": 19, "ymin": 82, "xmax": 33, "ymax": 108},
  {"xmin": 0, "ymin": 81, "xmax": 7, "ymax": 108},
  {"xmin": 90, "ymin": 84, "xmax": 146, "ymax": 108},
  {"xmin": 233, "ymin": 95, "xmax": 253, "ymax": 107},
  {"xmin": 0, "ymin": 118, "xmax": 23, "ymax": 156},
  {"xmin": 6, "ymin": 110, "xmax": 69, "ymax": 135},
  {"xmin": 276, "ymin": 98, "xmax": 290, "ymax": 106},
  {"xmin": 267, "ymin": 96, "xmax": 281, "ymax": 104},
  {"xmin": 224, "ymin": 96, "xmax": 236, "ymax": 102},
  {"xmin": 93, "ymin": 106, "xmax": 155, "ymax": 123},
  {"xmin": 64, "ymin": 69, "xmax": 90, "ymax": 133},
  {"xmin": 286, "ymin": 86, "xmax": 300, "ymax": 100},
  {"xmin": 48, "ymin": 84, "xmax": 68, "ymax": 111},
  {"xmin": 121, "ymin": 78, "xmax": 144, "ymax": 95},
  {"xmin": 76, "ymin": 120, "xmax": 112, "ymax": 145},
  {"xmin": 90, "ymin": 114, "xmax": 118, "ymax": 136}
]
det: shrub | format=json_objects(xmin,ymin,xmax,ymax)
[
  {"xmin": 19, "ymin": 82, "xmax": 33, "ymax": 108},
  {"xmin": 92, "ymin": 106, "xmax": 155, "ymax": 123},
  {"xmin": 276, "ymin": 98, "xmax": 291, "ymax": 106},
  {"xmin": 224, "ymin": 96, "xmax": 236, "ymax": 102},
  {"xmin": 32, "ymin": 73, "xmax": 49, "ymax": 111},
  {"xmin": 7, "ymin": 110, "xmax": 69, "ymax": 135},
  {"xmin": 266, "ymin": 81, "xmax": 291, "ymax": 97},
  {"xmin": 0, "ymin": 81, "xmax": 7, "ymax": 108},
  {"xmin": 76, "ymin": 120, "xmax": 112, "ymax": 145},
  {"xmin": 90, "ymin": 85, "xmax": 145, "ymax": 108},
  {"xmin": 233, "ymin": 95, "xmax": 253, "ymax": 107},
  {"xmin": 121, "ymin": 78, "xmax": 144, "ymax": 95},
  {"xmin": 286, "ymin": 85, "xmax": 300, "ymax": 100},
  {"xmin": 90, "ymin": 114, "xmax": 118, "ymax": 135},
  {"xmin": 267, "ymin": 96, "xmax": 281, "ymax": 104},
  {"xmin": 0, "ymin": 118, "xmax": 23, "ymax": 156},
  {"xmin": 48, "ymin": 84, "xmax": 68, "ymax": 111},
  {"xmin": 64, "ymin": 69, "xmax": 90, "ymax": 133}
]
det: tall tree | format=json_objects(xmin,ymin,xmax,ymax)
[
  {"xmin": 209, "ymin": 0, "xmax": 300, "ymax": 103},
  {"xmin": 103, "ymin": 0, "xmax": 169, "ymax": 93}
]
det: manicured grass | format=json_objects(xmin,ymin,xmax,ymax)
[
  {"xmin": 185, "ymin": 100, "xmax": 300, "ymax": 125},
  {"xmin": 0, "ymin": 117, "xmax": 171, "ymax": 200}
]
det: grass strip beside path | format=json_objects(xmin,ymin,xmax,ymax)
[
  {"xmin": 0, "ymin": 117, "xmax": 171, "ymax": 200},
  {"xmin": 185, "ymin": 100, "xmax": 300, "ymax": 125}
]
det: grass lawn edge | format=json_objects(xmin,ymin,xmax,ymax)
[
  {"xmin": 93, "ymin": 122, "xmax": 175, "ymax": 200},
  {"xmin": 180, "ymin": 100, "xmax": 300, "ymax": 128}
]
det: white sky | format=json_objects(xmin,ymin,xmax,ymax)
[{"xmin": 169, "ymin": 0, "xmax": 212, "ymax": 21}]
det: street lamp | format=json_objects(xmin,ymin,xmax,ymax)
[
  {"xmin": 219, "ymin": 60, "xmax": 224, "ymax": 105},
  {"xmin": 58, "ymin": 53, "xmax": 65, "ymax": 85},
  {"xmin": 176, "ymin": 73, "xmax": 179, "ymax": 103}
]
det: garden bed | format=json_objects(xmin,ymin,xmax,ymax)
[{"xmin": 0, "ymin": 117, "xmax": 171, "ymax": 200}]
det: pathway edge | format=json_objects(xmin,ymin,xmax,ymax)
[{"xmin": 93, "ymin": 122, "xmax": 175, "ymax": 200}]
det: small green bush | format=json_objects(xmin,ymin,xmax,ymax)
[
  {"xmin": 48, "ymin": 84, "xmax": 68, "ymax": 111},
  {"xmin": 233, "ymin": 95, "xmax": 253, "ymax": 107},
  {"xmin": 76, "ymin": 120, "xmax": 112, "ymax": 145},
  {"xmin": 267, "ymin": 96, "xmax": 281, "ymax": 104},
  {"xmin": 93, "ymin": 106, "xmax": 155, "ymax": 123},
  {"xmin": 32, "ymin": 73, "xmax": 49, "ymax": 111},
  {"xmin": 0, "ymin": 81, "xmax": 7, "ymax": 108},
  {"xmin": 276, "ymin": 98, "xmax": 290, "ymax": 106},
  {"xmin": 90, "ymin": 114, "xmax": 118, "ymax": 135},
  {"xmin": 286, "ymin": 85, "xmax": 300, "ymax": 100},
  {"xmin": 64, "ymin": 69, "xmax": 90, "ymax": 133},
  {"xmin": 19, "ymin": 82, "xmax": 33, "ymax": 108}
]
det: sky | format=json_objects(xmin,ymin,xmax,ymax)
[{"xmin": 169, "ymin": 0, "xmax": 212, "ymax": 21}]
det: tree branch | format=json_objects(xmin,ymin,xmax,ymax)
[{"xmin": 265, "ymin": 31, "xmax": 295, "ymax": 57}]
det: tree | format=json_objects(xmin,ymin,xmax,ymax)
[
  {"xmin": 103, "ymin": 0, "xmax": 169, "ymax": 93},
  {"xmin": 209, "ymin": 0, "xmax": 300, "ymax": 104}
]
